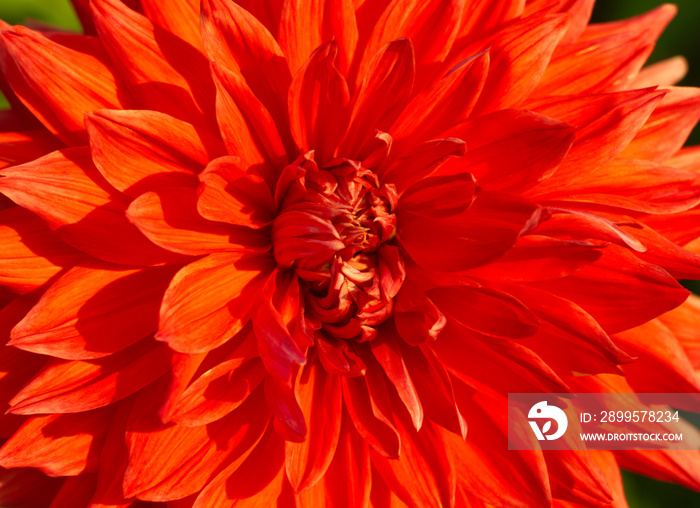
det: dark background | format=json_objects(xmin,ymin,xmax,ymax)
[{"xmin": 0, "ymin": 1, "xmax": 699, "ymax": 507}]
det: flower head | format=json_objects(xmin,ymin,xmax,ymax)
[{"xmin": 0, "ymin": 0, "xmax": 699, "ymax": 506}]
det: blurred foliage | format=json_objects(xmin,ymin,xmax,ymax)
[{"xmin": 0, "ymin": 1, "xmax": 699, "ymax": 508}]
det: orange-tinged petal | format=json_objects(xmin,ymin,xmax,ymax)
[
  {"xmin": 615, "ymin": 319, "xmax": 700, "ymax": 394},
  {"xmin": 621, "ymin": 87, "xmax": 700, "ymax": 162},
  {"xmin": 158, "ymin": 252, "xmax": 274, "ymax": 354},
  {"xmin": 123, "ymin": 386, "xmax": 270, "ymax": 501},
  {"xmin": 659, "ymin": 295, "xmax": 700, "ymax": 369},
  {"xmin": 0, "ymin": 27, "xmax": 127, "ymax": 146},
  {"xmin": 288, "ymin": 42, "xmax": 351, "ymax": 164},
  {"xmin": 140, "ymin": 0, "xmax": 203, "ymax": 50},
  {"xmin": 530, "ymin": 88, "xmax": 667, "ymax": 191},
  {"xmin": 0, "ymin": 147, "xmax": 186, "ymax": 266},
  {"xmin": 0, "ymin": 207, "xmax": 84, "ymax": 294},
  {"xmin": 211, "ymin": 62, "xmax": 289, "ymax": 177},
  {"xmin": 470, "ymin": 13, "xmax": 569, "ymax": 115},
  {"xmin": 200, "ymin": 0, "xmax": 292, "ymax": 134},
  {"xmin": 285, "ymin": 361, "xmax": 342, "ymax": 492},
  {"xmin": 546, "ymin": 450, "xmax": 613, "ymax": 506},
  {"xmin": 399, "ymin": 173, "xmax": 477, "ymax": 219},
  {"xmin": 7, "ymin": 339, "xmax": 172, "ymax": 415},
  {"xmin": 127, "ymin": 186, "xmax": 263, "ymax": 256},
  {"xmin": 633, "ymin": 56, "xmax": 688, "ymax": 88},
  {"xmin": 86, "ymin": 109, "xmax": 211, "ymax": 198},
  {"xmin": 9, "ymin": 264, "xmax": 176, "ymax": 360},
  {"xmin": 0, "ymin": 407, "xmax": 113, "ymax": 476},
  {"xmin": 197, "ymin": 156, "xmax": 276, "ymax": 229},
  {"xmin": 91, "ymin": 0, "xmax": 215, "ymax": 128},
  {"xmin": 171, "ymin": 358, "xmax": 265, "ymax": 427},
  {"xmin": 537, "ymin": 158, "xmax": 700, "ymax": 214},
  {"xmin": 279, "ymin": 0, "xmax": 358, "ymax": 76}
]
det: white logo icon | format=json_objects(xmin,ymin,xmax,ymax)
[{"xmin": 528, "ymin": 401, "xmax": 568, "ymax": 441}]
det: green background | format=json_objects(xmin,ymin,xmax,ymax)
[{"xmin": 0, "ymin": 0, "xmax": 699, "ymax": 507}]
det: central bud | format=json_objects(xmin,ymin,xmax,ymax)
[{"xmin": 272, "ymin": 153, "xmax": 403, "ymax": 347}]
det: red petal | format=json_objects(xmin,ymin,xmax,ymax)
[
  {"xmin": 382, "ymin": 138, "xmax": 466, "ymax": 193},
  {"xmin": 340, "ymin": 38, "xmax": 415, "ymax": 158},
  {"xmin": 440, "ymin": 109, "xmax": 575, "ymax": 193},
  {"xmin": 285, "ymin": 361, "xmax": 343, "ymax": 492},
  {"xmin": 127, "ymin": 186, "xmax": 261, "ymax": 256},
  {"xmin": 197, "ymin": 156, "xmax": 276, "ymax": 228},
  {"xmin": 8, "ymin": 339, "xmax": 172, "ymax": 414},
  {"xmin": 158, "ymin": 252, "xmax": 273, "ymax": 354},
  {"xmin": 371, "ymin": 415, "xmax": 455, "ymax": 508},
  {"xmin": 0, "ymin": 147, "xmax": 186, "ymax": 266},
  {"xmin": 279, "ymin": 0, "xmax": 358, "ymax": 76},
  {"xmin": 545, "ymin": 451, "xmax": 613, "ymax": 506},
  {"xmin": 9, "ymin": 265, "xmax": 175, "ymax": 360},
  {"xmin": 123, "ymin": 386, "xmax": 270, "ymax": 501},
  {"xmin": 91, "ymin": 0, "xmax": 215, "ymax": 128},
  {"xmin": 445, "ymin": 388, "xmax": 551, "ymax": 508},
  {"xmin": 86, "ymin": 109, "xmax": 209, "ymax": 198},
  {"xmin": 434, "ymin": 322, "xmax": 569, "ymax": 395},
  {"xmin": 194, "ymin": 425, "xmax": 289, "ymax": 507},
  {"xmin": 0, "ymin": 206, "xmax": 84, "ymax": 294},
  {"xmin": 0, "ymin": 407, "xmax": 113, "ymax": 476},
  {"xmin": 0, "ymin": 129, "xmax": 62, "ymax": 167},
  {"xmin": 288, "ymin": 42, "xmax": 350, "ymax": 164},
  {"xmin": 463, "ymin": 236, "xmax": 604, "ymax": 282},
  {"xmin": 358, "ymin": 0, "xmax": 464, "ymax": 88},
  {"xmin": 200, "ymin": 0, "xmax": 291, "ymax": 134},
  {"xmin": 529, "ymin": 246, "xmax": 689, "ymax": 334},
  {"xmin": 211, "ymin": 62, "xmax": 288, "ymax": 176},
  {"xmin": 399, "ymin": 173, "xmax": 477, "ymax": 218},
  {"xmin": 401, "ymin": 343, "xmax": 466, "ymax": 438},
  {"xmin": 394, "ymin": 281, "xmax": 445, "ymax": 346},
  {"xmin": 427, "ymin": 284, "xmax": 540, "ymax": 339},
  {"xmin": 370, "ymin": 324, "xmax": 423, "ymax": 430},
  {"xmin": 390, "ymin": 51, "xmax": 489, "ymax": 149},
  {"xmin": 398, "ymin": 190, "xmax": 544, "ymax": 271},
  {"xmin": 0, "ymin": 27, "xmax": 126, "ymax": 145},
  {"xmin": 295, "ymin": 413, "xmax": 371, "ymax": 508}
]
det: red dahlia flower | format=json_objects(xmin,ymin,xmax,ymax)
[{"xmin": 0, "ymin": 0, "xmax": 699, "ymax": 506}]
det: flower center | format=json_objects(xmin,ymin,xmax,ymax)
[{"xmin": 272, "ymin": 154, "xmax": 403, "ymax": 344}]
